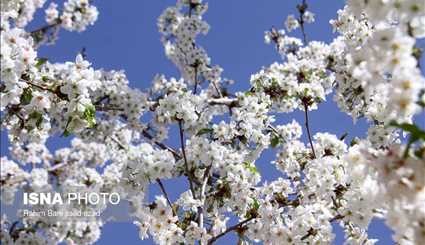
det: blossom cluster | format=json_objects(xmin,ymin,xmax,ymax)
[
  {"xmin": 332, "ymin": 2, "xmax": 425, "ymax": 123},
  {"xmin": 158, "ymin": 0, "xmax": 223, "ymax": 94},
  {"xmin": 346, "ymin": 142, "xmax": 425, "ymax": 244},
  {"xmin": 250, "ymin": 41, "xmax": 335, "ymax": 112},
  {"xmin": 259, "ymin": 8, "xmax": 337, "ymax": 113},
  {"xmin": 0, "ymin": 0, "xmax": 424, "ymax": 244},
  {"xmin": 45, "ymin": 0, "xmax": 98, "ymax": 32}
]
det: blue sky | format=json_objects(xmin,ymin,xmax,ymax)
[{"xmin": 5, "ymin": 0, "xmax": 424, "ymax": 244}]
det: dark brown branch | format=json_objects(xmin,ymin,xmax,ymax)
[
  {"xmin": 301, "ymin": 227, "xmax": 317, "ymax": 241},
  {"xmin": 329, "ymin": 214, "xmax": 345, "ymax": 223},
  {"xmin": 30, "ymin": 21, "xmax": 61, "ymax": 46},
  {"xmin": 23, "ymin": 80, "xmax": 68, "ymax": 101},
  {"xmin": 24, "ymin": 81, "xmax": 55, "ymax": 94},
  {"xmin": 30, "ymin": 22, "xmax": 60, "ymax": 35},
  {"xmin": 141, "ymin": 130, "xmax": 181, "ymax": 160},
  {"xmin": 207, "ymin": 217, "xmax": 255, "ymax": 244},
  {"xmin": 109, "ymin": 136, "xmax": 127, "ymax": 150},
  {"xmin": 156, "ymin": 178, "xmax": 176, "ymax": 216},
  {"xmin": 297, "ymin": 0, "xmax": 308, "ymax": 44},
  {"xmin": 193, "ymin": 65, "xmax": 198, "ymax": 94},
  {"xmin": 211, "ymin": 80, "xmax": 223, "ymax": 97},
  {"xmin": 303, "ymin": 102, "xmax": 316, "ymax": 158}
]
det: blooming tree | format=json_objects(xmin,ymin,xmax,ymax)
[{"xmin": 1, "ymin": 0, "xmax": 425, "ymax": 244}]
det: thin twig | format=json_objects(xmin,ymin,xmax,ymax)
[
  {"xmin": 48, "ymin": 162, "xmax": 69, "ymax": 172},
  {"xmin": 178, "ymin": 120, "xmax": 196, "ymax": 196},
  {"xmin": 30, "ymin": 22, "xmax": 60, "ymax": 35},
  {"xmin": 211, "ymin": 80, "xmax": 223, "ymax": 97},
  {"xmin": 188, "ymin": 0, "xmax": 193, "ymax": 17},
  {"xmin": 142, "ymin": 130, "xmax": 181, "ymax": 160},
  {"xmin": 301, "ymin": 227, "xmax": 317, "ymax": 241},
  {"xmin": 156, "ymin": 178, "xmax": 176, "ymax": 216},
  {"xmin": 207, "ymin": 217, "xmax": 255, "ymax": 244},
  {"xmin": 30, "ymin": 21, "xmax": 61, "ymax": 47},
  {"xmin": 110, "ymin": 136, "xmax": 127, "ymax": 150},
  {"xmin": 297, "ymin": 0, "xmax": 308, "ymax": 44},
  {"xmin": 268, "ymin": 125, "xmax": 280, "ymax": 135},
  {"xmin": 25, "ymin": 81, "xmax": 55, "ymax": 94},
  {"xmin": 193, "ymin": 65, "xmax": 198, "ymax": 94},
  {"xmin": 303, "ymin": 102, "xmax": 316, "ymax": 158},
  {"xmin": 95, "ymin": 104, "xmax": 124, "ymax": 112},
  {"xmin": 198, "ymin": 165, "xmax": 212, "ymax": 232},
  {"xmin": 24, "ymin": 80, "xmax": 68, "ymax": 101},
  {"xmin": 207, "ymin": 97, "xmax": 238, "ymax": 106},
  {"xmin": 299, "ymin": 18, "xmax": 307, "ymax": 44},
  {"xmin": 329, "ymin": 214, "xmax": 345, "ymax": 223}
]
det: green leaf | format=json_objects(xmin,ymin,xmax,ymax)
[
  {"xmin": 20, "ymin": 87, "xmax": 33, "ymax": 105},
  {"xmin": 251, "ymin": 198, "xmax": 260, "ymax": 210},
  {"xmin": 196, "ymin": 128, "xmax": 213, "ymax": 136},
  {"xmin": 41, "ymin": 76, "xmax": 49, "ymax": 82},
  {"xmin": 390, "ymin": 121, "xmax": 425, "ymax": 158},
  {"xmin": 271, "ymin": 134, "xmax": 281, "ymax": 148},
  {"xmin": 35, "ymin": 58, "xmax": 48, "ymax": 68},
  {"xmin": 389, "ymin": 121, "xmax": 425, "ymax": 141},
  {"xmin": 414, "ymin": 147, "xmax": 424, "ymax": 159},
  {"xmin": 62, "ymin": 117, "xmax": 73, "ymax": 137},
  {"xmin": 63, "ymin": 129, "xmax": 71, "ymax": 137},
  {"xmin": 350, "ymin": 137, "xmax": 360, "ymax": 146},
  {"xmin": 245, "ymin": 197, "xmax": 260, "ymax": 219},
  {"xmin": 318, "ymin": 70, "xmax": 327, "ymax": 79},
  {"xmin": 82, "ymin": 104, "xmax": 96, "ymax": 128},
  {"xmin": 28, "ymin": 111, "xmax": 43, "ymax": 128},
  {"xmin": 412, "ymin": 46, "xmax": 423, "ymax": 61},
  {"xmin": 31, "ymin": 31, "xmax": 44, "ymax": 45},
  {"xmin": 243, "ymin": 162, "xmax": 259, "ymax": 174}
]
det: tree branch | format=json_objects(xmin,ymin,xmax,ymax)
[
  {"xmin": 303, "ymin": 102, "xmax": 316, "ymax": 158},
  {"xmin": 297, "ymin": 0, "xmax": 308, "ymax": 44},
  {"xmin": 193, "ymin": 65, "xmax": 198, "ymax": 94},
  {"xmin": 142, "ymin": 130, "xmax": 181, "ymax": 160},
  {"xmin": 207, "ymin": 217, "xmax": 255, "ymax": 244},
  {"xmin": 30, "ymin": 21, "xmax": 61, "ymax": 47},
  {"xmin": 198, "ymin": 165, "xmax": 212, "ymax": 232},
  {"xmin": 178, "ymin": 120, "xmax": 196, "ymax": 196},
  {"xmin": 156, "ymin": 178, "xmax": 176, "ymax": 216},
  {"xmin": 207, "ymin": 97, "xmax": 238, "ymax": 106}
]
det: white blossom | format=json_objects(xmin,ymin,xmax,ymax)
[{"xmin": 0, "ymin": 0, "xmax": 424, "ymax": 244}]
